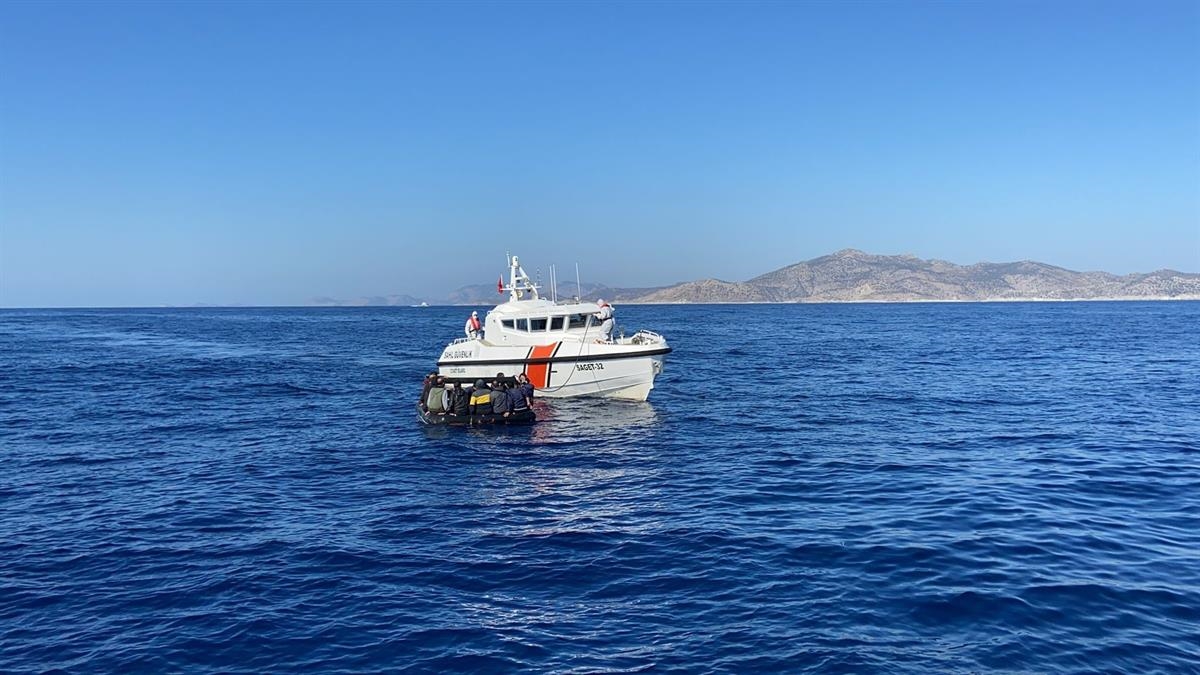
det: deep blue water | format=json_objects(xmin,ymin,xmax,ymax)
[{"xmin": 2, "ymin": 302, "xmax": 1198, "ymax": 673}]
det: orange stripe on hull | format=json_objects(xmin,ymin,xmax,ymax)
[{"xmin": 524, "ymin": 343, "xmax": 559, "ymax": 388}]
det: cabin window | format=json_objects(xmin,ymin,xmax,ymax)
[
  {"xmin": 530, "ymin": 317, "xmax": 548, "ymax": 331},
  {"xmin": 568, "ymin": 314, "xmax": 589, "ymax": 330},
  {"xmin": 517, "ymin": 318, "xmax": 529, "ymax": 331},
  {"xmin": 501, "ymin": 319, "xmax": 515, "ymax": 329},
  {"xmin": 550, "ymin": 316, "xmax": 564, "ymax": 330}
]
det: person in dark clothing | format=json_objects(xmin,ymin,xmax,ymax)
[
  {"xmin": 469, "ymin": 379, "xmax": 492, "ymax": 415},
  {"xmin": 450, "ymin": 382, "xmax": 470, "ymax": 416},
  {"xmin": 491, "ymin": 381, "xmax": 511, "ymax": 416},
  {"xmin": 419, "ymin": 371, "xmax": 438, "ymax": 411},
  {"xmin": 506, "ymin": 380, "xmax": 529, "ymax": 413},
  {"xmin": 516, "ymin": 373, "xmax": 535, "ymax": 408}
]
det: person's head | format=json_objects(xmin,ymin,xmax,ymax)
[
  {"xmin": 598, "ymin": 298, "xmax": 606, "ymax": 306},
  {"xmin": 453, "ymin": 381, "xmax": 461, "ymax": 390},
  {"xmin": 474, "ymin": 379, "xmax": 486, "ymax": 389},
  {"xmin": 435, "ymin": 376, "xmax": 445, "ymax": 385},
  {"xmin": 518, "ymin": 373, "xmax": 528, "ymax": 384},
  {"xmin": 471, "ymin": 310, "xmax": 478, "ymax": 318}
]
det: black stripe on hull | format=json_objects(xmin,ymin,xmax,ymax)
[
  {"xmin": 437, "ymin": 346, "xmax": 671, "ymax": 368},
  {"xmin": 543, "ymin": 342, "xmax": 563, "ymax": 388}
]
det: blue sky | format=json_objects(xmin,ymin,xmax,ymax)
[{"xmin": 1, "ymin": 0, "xmax": 1197, "ymax": 306}]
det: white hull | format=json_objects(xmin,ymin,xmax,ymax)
[{"xmin": 438, "ymin": 339, "xmax": 668, "ymax": 401}]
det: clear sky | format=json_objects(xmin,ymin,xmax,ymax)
[{"xmin": 1, "ymin": 0, "xmax": 1197, "ymax": 307}]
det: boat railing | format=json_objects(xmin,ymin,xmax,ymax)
[
  {"xmin": 447, "ymin": 330, "xmax": 661, "ymax": 347},
  {"xmin": 627, "ymin": 330, "xmax": 665, "ymax": 345}
]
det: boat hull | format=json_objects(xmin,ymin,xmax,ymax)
[
  {"xmin": 416, "ymin": 403, "xmax": 537, "ymax": 426},
  {"xmin": 436, "ymin": 341, "xmax": 669, "ymax": 401}
]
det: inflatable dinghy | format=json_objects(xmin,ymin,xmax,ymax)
[{"xmin": 417, "ymin": 403, "xmax": 536, "ymax": 426}]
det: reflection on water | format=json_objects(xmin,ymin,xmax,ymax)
[
  {"xmin": 528, "ymin": 398, "xmax": 661, "ymax": 445},
  {"xmin": 419, "ymin": 398, "xmax": 667, "ymax": 542},
  {"xmin": 6, "ymin": 305, "xmax": 1199, "ymax": 672},
  {"xmin": 418, "ymin": 398, "xmax": 662, "ymax": 447}
]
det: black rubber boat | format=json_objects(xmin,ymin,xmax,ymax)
[{"xmin": 416, "ymin": 403, "xmax": 537, "ymax": 426}]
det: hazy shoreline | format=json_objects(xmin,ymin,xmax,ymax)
[{"xmin": 4, "ymin": 297, "xmax": 1200, "ymax": 310}]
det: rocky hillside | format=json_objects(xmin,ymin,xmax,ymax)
[
  {"xmin": 631, "ymin": 249, "xmax": 1200, "ymax": 303},
  {"xmin": 630, "ymin": 278, "xmax": 774, "ymax": 304},
  {"xmin": 308, "ymin": 250, "xmax": 1200, "ymax": 306}
]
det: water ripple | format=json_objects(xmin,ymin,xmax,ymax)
[{"xmin": 2, "ymin": 303, "xmax": 1198, "ymax": 672}]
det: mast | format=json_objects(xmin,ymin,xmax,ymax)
[{"xmin": 507, "ymin": 255, "xmax": 539, "ymax": 302}]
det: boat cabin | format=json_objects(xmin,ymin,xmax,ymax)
[
  {"xmin": 480, "ymin": 256, "xmax": 605, "ymax": 345},
  {"xmin": 484, "ymin": 299, "xmax": 602, "ymax": 345}
]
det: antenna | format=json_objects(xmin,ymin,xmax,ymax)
[
  {"xmin": 575, "ymin": 262, "xmax": 582, "ymax": 301},
  {"xmin": 550, "ymin": 264, "xmax": 557, "ymax": 303}
]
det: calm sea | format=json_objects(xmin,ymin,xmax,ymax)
[{"xmin": 2, "ymin": 303, "xmax": 1198, "ymax": 673}]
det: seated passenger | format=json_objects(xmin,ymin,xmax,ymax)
[
  {"xmin": 516, "ymin": 373, "xmax": 535, "ymax": 408},
  {"xmin": 469, "ymin": 379, "xmax": 492, "ymax": 415},
  {"xmin": 426, "ymin": 377, "xmax": 446, "ymax": 414},
  {"xmin": 450, "ymin": 382, "xmax": 470, "ymax": 416},
  {"xmin": 491, "ymin": 381, "xmax": 511, "ymax": 416},
  {"xmin": 506, "ymin": 380, "xmax": 529, "ymax": 413},
  {"xmin": 419, "ymin": 371, "xmax": 438, "ymax": 410}
]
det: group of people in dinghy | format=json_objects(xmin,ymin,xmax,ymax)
[{"xmin": 419, "ymin": 372, "xmax": 535, "ymax": 419}]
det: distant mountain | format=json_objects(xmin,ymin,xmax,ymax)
[
  {"xmin": 626, "ymin": 278, "xmax": 773, "ymax": 304},
  {"xmin": 630, "ymin": 249, "xmax": 1200, "ymax": 303},
  {"xmin": 440, "ymin": 283, "xmax": 507, "ymax": 306},
  {"xmin": 306, "ymin": 250, "xmax": 1200, "ymax": 307},
  {"xmin": 307, "ymin": 293, "xmax": 425, "ymax": 307}
]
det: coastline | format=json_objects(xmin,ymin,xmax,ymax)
[{"xmin": 5, "ymin": 297, "xmax": 1200, "ymax": 310}]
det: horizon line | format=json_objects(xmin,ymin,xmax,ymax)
[{"xmin": 4, "ymin": 297, "xmax": 1200, "ymax": 311}]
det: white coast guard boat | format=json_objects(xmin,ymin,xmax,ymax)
[{"xmin": 437, "ymin": 256, "xmax": 670, "ymax": 400}]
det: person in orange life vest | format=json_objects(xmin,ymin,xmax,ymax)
[
  {"xmin": 593, "ymin": 299, "xmax": 614, "ymax": 343},
  {"xmin": 464, "ymin": 310, "xmax": 482, "ymax": 339}
]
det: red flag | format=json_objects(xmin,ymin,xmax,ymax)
[{"xmin": 497, "ymin": 276, "xmax": 504, "ymax": 294}]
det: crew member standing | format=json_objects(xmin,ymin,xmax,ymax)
[
  {"xmin": 464, "ymin": 310, "xmax": 482, "ymax": 339},
  {"xmin": 593, "ymin": 299, "xmax": 614, "ymax": 343}
]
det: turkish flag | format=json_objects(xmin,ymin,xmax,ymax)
[{"xmin": 497, "ymin": 276, "xmax": 504, "ymax": 294}]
